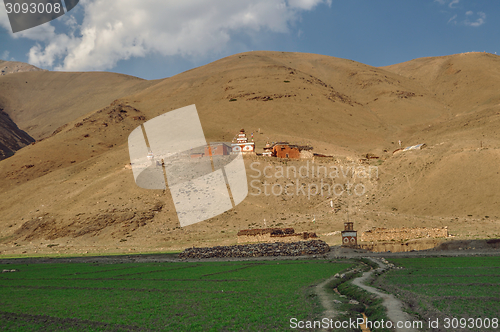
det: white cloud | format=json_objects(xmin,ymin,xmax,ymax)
[
  {"xmin": 447, "ymin": 14, "xmax": 457, "ymax": 24},
  {"xmin": 434, "ymin": 1, "xmax": 486, "ymax": 27},
  {"xmin": 448, "ymin": 0, "xmax": 460, "ymax": 9},
  {"xmin": 288, "ymin": 0, "xmax": 331, "ymax": 10},
  {"xmin": 464, "ymin": 11, "xmax": 486, "ymax": 27},
  {"xmin": 1, "ymin": 50, "xmax": 9, "ymax": 60},
  {"xmin": 0, "ymin": 6, "xmax": 11, "ymax": 31},
  {"xmin": 1, "ymin": 0, "xmax": 330, "ymax": 71},
  {"xmin": 434, "ymin": 0, "xmax": 459, "ymax": 6},
  {"xmin": 434, "ymin": 0, "xmax": 459, "ymax": 9}
]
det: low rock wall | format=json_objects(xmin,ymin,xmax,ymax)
[
  {"xmin": 360, "ymin": 227, "xmax": 448, "ymax": 242},
  {"xmin": 179, "ymin": 240, "xmax": 330, "ymax": 259},
  {"xmin": 358, "ymin": 238, "xmax": 444, "ymax": 253},
  {"xmin": 237, "ymin": 232, "xmax": 317, "ymax": 244}
]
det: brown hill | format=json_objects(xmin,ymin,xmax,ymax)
[
  {"xmin": 0, "ymin": 51, "xmax": 498, "ymax": 256},
  {"xmin": 378, "ymin": 52, "xmax": 500, "ymax": 217},
  {"xmin": 382, "ymin": 52, "xmax": 500, "ymax": 114},
  {"xmin": 0, "ymin": 61, "xmax": 43, "ymax": 159},
  {"xmin": 0, "ymin": 71, "xmax": 159, "ymax": 139},
  {"xmin": 130, "ymin": 51, "xmax": 448, "ymax": 153}
]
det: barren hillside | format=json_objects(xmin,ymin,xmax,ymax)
[
  {"xmin": 0, "ymin": 61, "xmax": 43, "ymax": 159},
  {"xmin": 0, "ymin": 71, "xmax": 159, "ymax": 139},
  {"xmin": 0, "ymin": 51, "xmax": 498, "ymax": 256},
  {"xmin": 379, "ymin": 52, "xmax": 500, "ymax": 217}
]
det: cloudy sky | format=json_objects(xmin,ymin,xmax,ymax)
[{"xmin": 0, "ymin": 0, "xmax": 497, "ymax": 79}]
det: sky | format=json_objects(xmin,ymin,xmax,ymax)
[{"xmin": 0, "ymin": 0, "xmax": 498, "ymax": 80}]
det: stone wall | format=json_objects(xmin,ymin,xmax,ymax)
[
  {"xmin": 237, "ymin": 228, "xmax": 294, "ymax": 236},
  {"xmin": 358, "ymin": 238, "xmax": 444, "ymax": 253},
  {"xmin": 179, "ymin": 240, "xmax": 329, "ymax": 258},
  {"xmin": 237, "ymin": 228, "xmax": 317, "ymax": 244},
  {"xmin": 360, "ymin": 227, "xmax": 448, "ymax": 242}
]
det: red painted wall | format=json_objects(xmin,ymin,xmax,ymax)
[{"xmin": 273, "ymin": 144, "xmax": 300, "ymax": 159}]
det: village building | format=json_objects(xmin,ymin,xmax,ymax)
[
  {"xmin": 341, "ymin": 222, "xmax": 358, "ymax": 247},
  {"xmin": 204, "ymin": 142, "xmax": 232, "ymax": 156},
  {"xmin": 231, "ymin": 129, "xmax": 255, "ymax": 154},
  {"xmin": 262, "ymin": 142, "xmax": 273, "ymax": 156},
  {"xmin": 272, "ymin": 142, "xmax": 301, "ymax": 159},
  {"xmin": 190, "ymin": 152, "xmax": 204, "ymax": 158},
  {"xmin": 262, "ymin": 142, "xmax": 314, "ymax": 159},
  {"xmin": 190, "ymin": 142, "xmax": 232, "ymax": 158}
]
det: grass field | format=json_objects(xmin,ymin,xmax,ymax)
[
  {"xmin": 0, "ymin": 259, "xmax": 353, "ymax": 331},
  {"xmin": 377, "ymin": 256, "xmax": 500, "ymax": 331}
]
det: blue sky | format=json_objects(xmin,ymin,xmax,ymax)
[{"xmin": 0, "ymin": 0, "xmax": 497, "ymax": 80}]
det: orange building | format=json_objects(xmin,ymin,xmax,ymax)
[
  {"xmin": 205, "ymin": 143, "xmax": 232, "ymax": 156},
  {"xmin": 272, "ymin": 142, "xmax": 300, "ymax": 159}
]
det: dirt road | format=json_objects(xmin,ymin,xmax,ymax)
[
  {"xmin": 315, "ymin": 275, "xmax": 339, "ymax": 332},
  {"xmin": 351, "ymin": 257, "xmax": 419, "ymax": 332}
]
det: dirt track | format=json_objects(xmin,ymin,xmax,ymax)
[
  {"xmin": 351, "ymin": 258, "xmax": 418, "ymax": 332},
  {"xmin": 315, "ymin": 275, "xmax": 339, "ymax": 331}
]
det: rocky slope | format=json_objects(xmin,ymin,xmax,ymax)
[
  {"xmin": 0, "ymin": 60, "xmax": 46, "ymax": 76},
  {"xmin": 0, "ymin": 108, "xmax": 34, "ymax": 160}
]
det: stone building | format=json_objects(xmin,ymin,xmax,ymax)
[
  {"xmin": 204, "ymin": 143, "xmax": 232, "ymax": 156},
  {"xmin": 262, "ymin": 142, "xmax": 273, "ymax": 156},
  {"xmin": 262, "ymin": 142, "xmax": 313, "ymax": 159},
  {"xmin": 272, "ymin": 142, "xmax": 301, "ymax": 159}
]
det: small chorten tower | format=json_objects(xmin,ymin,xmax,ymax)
[
  {"xmin": 341, "ymin": 222, "xmax": 358, "ymax": 247},
  {"xmin": 231, "ymin": 129, "xmax": 255, "ymax": 154}
]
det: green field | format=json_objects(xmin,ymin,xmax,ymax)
[
  {"xmin": 377, "ymin": 256, "xmax": 500, "ymax": 331},
  {"xmin": 0, "ymin": 259, "xmax": 353, "ymax": 331}
]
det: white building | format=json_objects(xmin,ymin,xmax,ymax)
[{"xmin": 231, "ymin": 129, "xmax": 255, "ymax": 154}]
